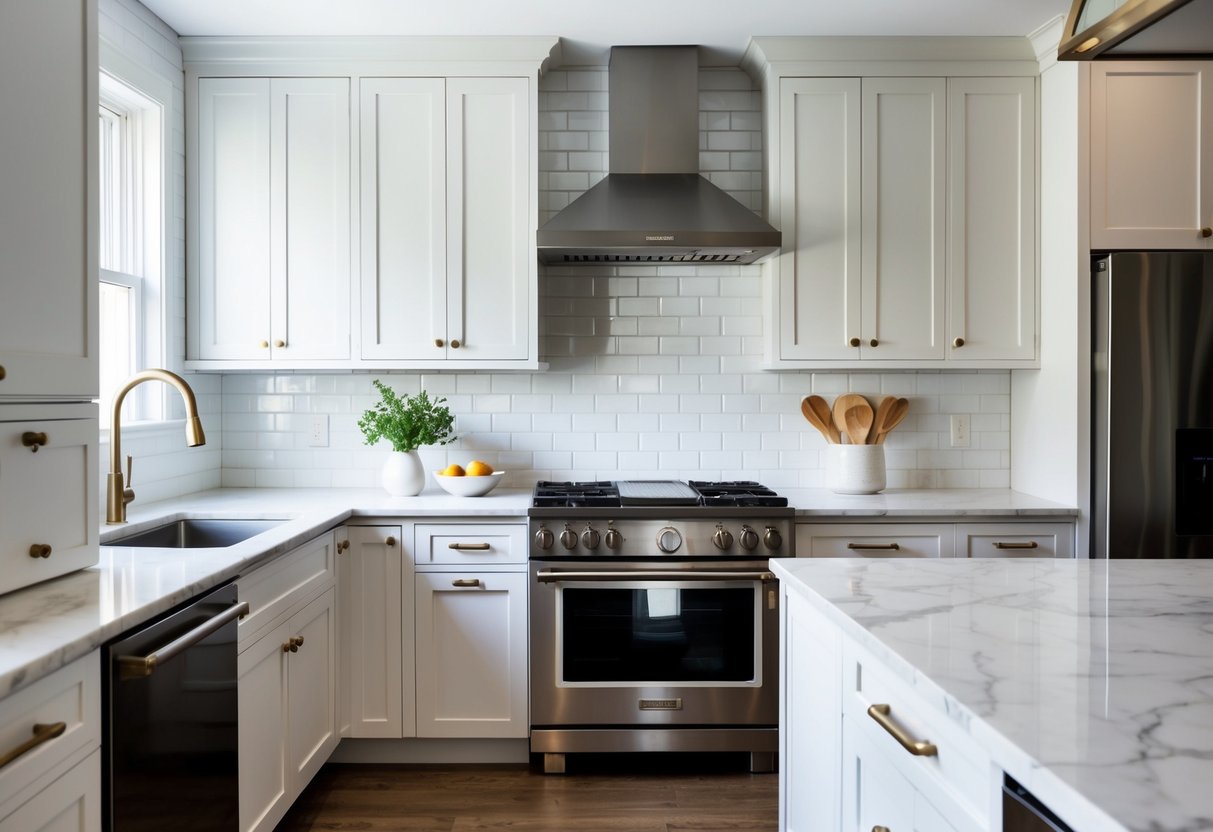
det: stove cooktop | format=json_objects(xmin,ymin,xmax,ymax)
[{"xmin": 531, "ymin": 480, "xmax": 788, "ymax": 509}]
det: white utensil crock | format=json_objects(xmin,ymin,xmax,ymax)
[
  {"xmin": 381, "ymin": 449, "xmax": 426, "ymax": 497},
  {"xmin": 832, "ymin": 444, "xmax": 886, "ymax": 495}
]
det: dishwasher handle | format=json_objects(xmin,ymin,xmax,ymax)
[{"xmin": 117, "ymin": 601, "xmax": 249, "ymax": 680}]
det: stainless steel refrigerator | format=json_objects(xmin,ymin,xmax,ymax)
[{"xmin": 1093, "ymin": 251, "xmax": 1213, "ymax": 558}]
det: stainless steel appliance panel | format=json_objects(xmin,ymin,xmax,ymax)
[{"xmin": 1093, "ymin": 251, "xmax": 1213, "ymax": 558}]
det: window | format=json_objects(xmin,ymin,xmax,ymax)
[{"xmin": 98, "ymin": 70, "xmax": 165, "ymax": 425}]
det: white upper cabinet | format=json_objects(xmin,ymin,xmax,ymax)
[
  {"xmin": 191, "ymin": 77, "xmax": 350, "ymax": 364},
  {"xmin": 359, "ymin": 76, "xmax": 535, "ymax": 365},
  {"xmin": 0, "ymin": 0, "xmax": 98, "ymax": 400},
  {"xmin": 1090, "ymin": 62, "xmax": 1213, "ymax": 250},
  {"xmin": 750, "ymin": 39, "xmax": 1039, "ymax": 369},
  {"xmin": 947, "ymin": 77, "xmax": 1036, "ymax": 361}
]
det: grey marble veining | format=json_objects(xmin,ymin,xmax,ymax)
[{"xmin": 772, "ymin": 558, "xmax": 1213, "ymax": 832}]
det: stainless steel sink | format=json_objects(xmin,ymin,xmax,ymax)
[{"xmin": 107, "ymin": 518, "xmax": 285, "ymax": 549}]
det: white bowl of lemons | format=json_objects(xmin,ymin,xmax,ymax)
[{"xmin": 433, "ymin": 461, "xmax": 503, "ymax": 497}]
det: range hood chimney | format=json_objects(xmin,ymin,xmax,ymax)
[
  {"xmin": 536, "ymin": 46, "xmax": 781, "ymax": 265},
  {"xmin": 1059, "ymin": 0, "xmax": 1213, "ymax": 60}
]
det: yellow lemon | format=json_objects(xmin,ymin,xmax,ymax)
[
  {"xmin": 441, "ymin": 464, "xmax": 466, "ymax": 477},
  {"xmin": 466, "ymin": 460, "xmax": 494, "ymax": 477}
]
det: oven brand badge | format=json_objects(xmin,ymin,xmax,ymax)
[
  {"xmin": 639, "ymin": 698, "xmax": 683, "ymax": 711},
  {"xmin": 645, "ymin": 235, "xmax": 675, "ymax": 241}
]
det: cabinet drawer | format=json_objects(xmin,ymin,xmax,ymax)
[
  {"xmin": 956, "ymin": 523, "xmax": 1074, "ymax": 559},
  {"xmin": 843, "ymin": 642, "xmax": 989, "ymax": 829},
  {"xmin": 0, "ymin": 653, "xmax": 99, "ymax": 811},
  {"xmin": 798, "ymin": 523, "xmax": 952, "ymax": 558},
  {"xmin": 0, "ymin": 413, "xmax": 98, "ymax": 595},
  {"xmin": 239, "ymin": 532, "xmax": 335, "ymax": 647},
  {"xmin": 414, "ymin": 524, "xmax": 526, "ymax": 566},
  {"xmin": 0, "ymin": 748, "xmax": 99, "ymax": 832}
]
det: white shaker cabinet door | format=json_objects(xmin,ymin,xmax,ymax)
[
  {"xmin": 861, "ymin": 77, "xmax": 947, "ymax": 362},
  {"xmin": 1091, "ymin": 62, "xmax": 1213, "ymax": 250},
  {"xmin": 0, "ymin": 0, "xmax": 98, "ymax": 400},
  {"xmin": 446, "ymin": 77, "xmax": 533, "ymax": 361},
  {"xmin": 359, "ymin": 78, "xmax": 447, "ymax": 361},
  {"xmin": 775, "ymin": 77, "xmax": 862, "ymax": 362},
  {"xmin": 946, "ymin": 77, "xmax": 1036, "ymax": 362},
  {"xmin": 238, "ymin": 619, "xmax": 289, "ymax": 832},
  {"xmin": 285, "ymin": 588, "xmax": 338, "ymax": 793},
  {"xmin": 0, "ymin": 750, "xmax": 100, "ymax": 832},
  {"xmin": 270, "ymin": 79, "xmax": 351, "ymax": 361},
  {"xmin": 193, "ymin": 77, "xmax": 272, "ymax": 360}
]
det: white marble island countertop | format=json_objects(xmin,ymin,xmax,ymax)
[
  {"xmin": 771, "ymin": 558, "xmax": 1213, "ymax": 832},
  {"xmin": 782, "ymin": 487, "xmax": 1077, "ymax": 517}
]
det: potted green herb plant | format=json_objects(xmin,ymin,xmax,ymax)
[{"xmin": 358, "ymin": 379, "xmax": 456, "ymax": 496}]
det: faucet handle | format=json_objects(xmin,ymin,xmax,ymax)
[{"xmin": 124, "ymin": 455, "xmax": 135, "ymax": 505}]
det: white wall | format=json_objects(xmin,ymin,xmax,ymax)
[
  {"xmin": 97, "ymin": 0, "xmax": 221, "ymax": 507},
  {"xmin": 218, "ymin": 66, "xmax": 1012, "ymax": 491}
]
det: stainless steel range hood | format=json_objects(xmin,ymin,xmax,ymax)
[
  {"xmin": 1059, "ymin": 0, "xmax": 1213, "ymax": 60},
  {"xmin": 537, "ymin": 46, "xmax": 781, "ymax": 265}
]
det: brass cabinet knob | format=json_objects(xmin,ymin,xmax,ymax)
[
  {"xmin": 274, "ymin": 339, "xmax": 285, "ymax": 348},
  {"xmin": 450, "ymin": 339, "xmax": 461, "ymax": 349},
  {"xmin": 849, "ymin": 337, "xmax": 861, "ymax": 348},
  {"xmin": 1202, "ymin": 227, "xmax": 1212, "ymax": 238},
  {"xmin": 873, "ymin": 827, "xmax": 891, "ymax": 832},
  {"xmin": 0, "ymin": 364, "xmax": 6, "ymax": 380},
  {"xmin": 953, "ymin": 337, "xmax": 965, "ymax": 348},
  {"xmin": 337, "ymin": 540, "xmax": 350, "ymax": 553},
  {"xmin": 869, "ymin": 338, "xmax": 879, "ymax": 347},
  {"xmin": 282, "ymin": 635, "xmax": 304, "ymax": 653},
  {"xmin": 28, "ymin": 544, "xmax": 52, "ymax": 559},
  {"xmin": 21, "ymin": 432, "xmax": 48, "ymax": 452},
  {"xmin": 259, "ymin": 340, "xmax": 269, "ymax": 349},
  {"xmin": 385, "ymin": 536, "xmax": 396, "ymax": 547},
  {"xmin": 435, "ymin": 338, "xmax": 445, "ymax": 347}
]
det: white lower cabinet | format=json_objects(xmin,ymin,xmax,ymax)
[
  {"xmin": 0, "ymin": 749, "xmax": 99, "ymax": 832},
  {"xmin": 796, "ymin": 520, "xmax": 1075, "ymax": 559},
  {"xmin": 414, "ymin": 570, "xmax": 528, "ymax": 738}
]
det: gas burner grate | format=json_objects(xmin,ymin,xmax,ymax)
[
  {"xmin": 532, "ymin": 480, "xmax": 622, "ymax": 508},
  {"xmin": 689, "ymin": 480, "xmax": 789, "ymax": 508}
]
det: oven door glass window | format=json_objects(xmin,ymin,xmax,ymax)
[{"xmin": 558, "ymin": 582, "xmax": 759, "ymax": 686}]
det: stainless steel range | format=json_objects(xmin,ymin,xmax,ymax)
[{"xmin": 528, "ymin": 480, "xmax": 794, "ymax": 774}]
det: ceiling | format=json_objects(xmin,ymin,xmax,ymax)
[{"xmin": 140, "ymin": 0, "xmax": 1071, "ymax": 65}]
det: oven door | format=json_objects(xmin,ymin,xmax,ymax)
[{"xmin": 530, "ymin": 560, "xmax": 780, "ymax": 728}]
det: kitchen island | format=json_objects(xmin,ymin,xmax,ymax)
[{"xmin": 771, "ymin": 557, "xmax": 1213, "ymax": 832}]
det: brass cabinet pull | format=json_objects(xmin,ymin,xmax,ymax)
[
  {"xmin": 452, "ymin": 578, "xmax": 481, "ymax": 588},
  {"xmin": 448, "ymin": 542, "xmax": 491, "ymax": 551},
  {"xmin": 450, "ymin": 339, "xmax": 461, "ymax": 349},
  {"xmin": 259, "ymin": 340, "xmax": 269, "ymax": 349},
  {"xmin": 849, "ymin": 337, "xmax": 861, "ymax": 348},
  {"xmin": 1202, "ymin": 227, "xmax": 1212, "ymax": 238},
  {"xmin": 869, "ymin": 338, "xmax": 879, "ymax": 347},
  {"xmin": 21, "ymin": 432, "xmax": 48, "ymax": 452},
  {"xmin": 282, "ymin": 635, "xmax": 305, "ymax": 653},
  {"xmin": 385, "ymin": 536, "xmax": 396, "ymax": 547},
  {"xmin": 993, "ymin": 541, "xmax": 1039, "ymax": 550},
  {"xmin": 0, "ymin": 722, "xmax": 66, "ymax": 770},
  {"xmin": 435, "ymin": 338, "xmax": 444, "ymax": 347},
  {"xmin": 28, "ymin": 544, "xmax": 52, "ymax": 559},
  {"xmin": 847, "ymin": 542, "xmax": 900, "ymax": 551},
  {"xmin": 274, "ymin": 339, "xmax": 286, "ymax": 348},
  {"xmin": 953, "ymin": 337, "xmax": 965, "ymax": 348},
  {"xmin": 867, "ymin": 703, "xmax": 937, "ymax": 757},
  {"xmin": 873, "ymin": 827, "xmax": 891, "ymax": 832}
]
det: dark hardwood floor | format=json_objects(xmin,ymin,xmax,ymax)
[{"xmin": 276, "ymin": 755, "xmax": 778, "ymax": 831}]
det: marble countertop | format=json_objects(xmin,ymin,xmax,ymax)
[
  {"xmin": 784, "ymin": 487, "xmax": 1077, "ymax": 517},
  {"xmin": 771, "ymin": 558, "xmax": 1213, "ymax": 832}
]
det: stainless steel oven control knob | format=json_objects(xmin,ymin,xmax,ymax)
[
  {"xmin": 656, "ymin": 526, "xmax": 683, "ymax": 554},
  {"xmin": 604, "ymin": 526, "xmax": 622, "ymax": 550},
  {"xmin": 763, "ymin": 526, "xmax": 783, "ymax": 551},
  {"xmin": 712, "ymin": 526, "xmax": 734, "ymax": 550},
  {"xmin": 581, "ymin": 525, "xmax": 601, "ymax": 550},
  {"xmin": 534, "ymin": 527, "xmax": 554, "ymax": 550},
  {"xmin": 739, "ymin": 525, "xmax": 759, "ymax": 551},
  {"xmin": 560, "ymin": 526, "xmax": 578, "ymax": 550}
]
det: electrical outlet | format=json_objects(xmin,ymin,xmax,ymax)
[
  {"xmin": 307, "ymin": 414, "xmax": 329, "ymax": 447},
  {"xmin": 950, "ymin": 414, "xmax": 971, "ymax": 448}
]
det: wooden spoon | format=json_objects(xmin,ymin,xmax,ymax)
[
  {"xmin": 832, "ymin": 393, "xmax": 869, "ymax": 442},
  {"xmin": 843, "ymin": 405, "xmax": 874, "ymax": 445},
  {"xmin": 801, "ymin": 395, "xmax": 841, "ymax": 444},
  {"xmin": 874, "ymin": 397, "xmax": 910, "ymax": 445},
  {"xmin": 870, "ymin": 396, "xmax": 897, "ymax": 445}
]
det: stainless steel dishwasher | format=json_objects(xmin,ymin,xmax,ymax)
[
  {"xmin": 104, "ymin": 582, "xmax": 248, "ymax": 831},
  {"xmin": 1003, "ymin": 776, "xmax": 1075, "ymax": 832}
]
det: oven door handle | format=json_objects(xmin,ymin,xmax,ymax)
[{"xmin": 535, "ymin": 570, "xmax": 776, "ymax": 584}]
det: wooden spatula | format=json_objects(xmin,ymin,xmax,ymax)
[
  {"xmin": 831, "ymin": 393, "xmax": 868, "ymax": 443},
  {"xmin": 843, "ymin": 405, "xmax": 874, "ymax": 445},
  {"xmin": 801, "ymin": 395, "xmax": 841, "ymax": 444},
  {"xmin": 870, "ymin": 396, "xmax": 897, "ymax": 445},
  {"xmin": 874, "ymin": 397, "xmax": 910, "ymax": 445}
]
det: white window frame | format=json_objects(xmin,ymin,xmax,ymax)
[{"xmin": 98, "ymin": 46, "xmax": 171, "ymax": 426}]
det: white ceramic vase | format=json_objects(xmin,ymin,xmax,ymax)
[
  {"xmin": 832, "ymin": 444, "xmax": 887, "ymax": 495},
  {"xmin": 381, "ymin": 449, "xmax": 426, "ymax": 497}
]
